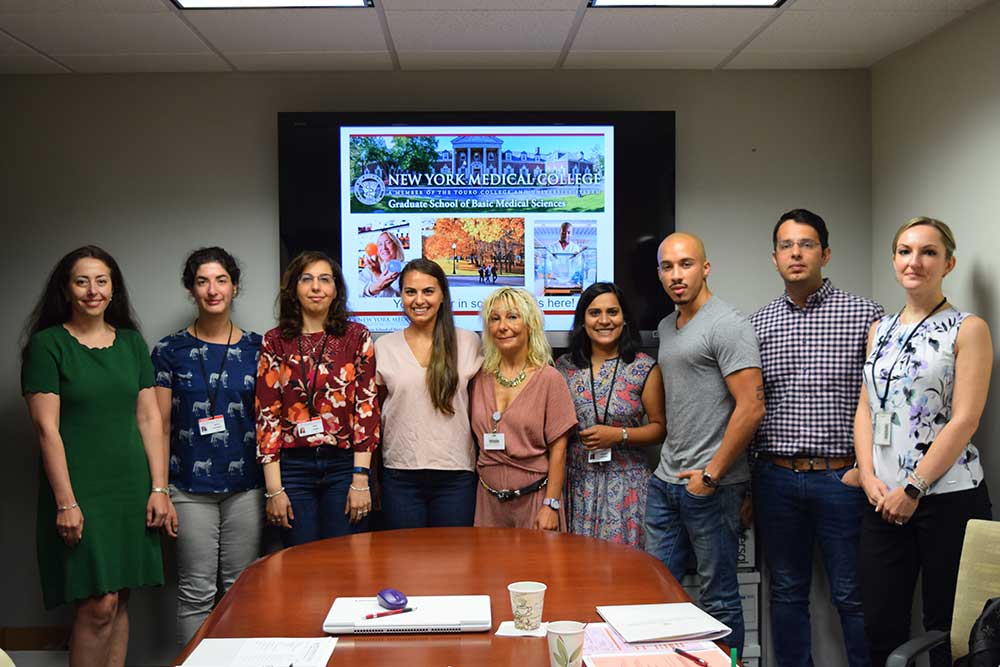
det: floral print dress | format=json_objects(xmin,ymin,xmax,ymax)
[
  {"xmin": 863, "ymin": 308, "xmax": 983, "ymax": 494},
  {"xmin": 555, "ymin": 352, "xmax": 656, "ymax": 548}
]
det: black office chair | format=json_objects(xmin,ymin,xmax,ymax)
[{"xmin": 886, "ymin": 519, "xmax": 1000, "ymax": 666}]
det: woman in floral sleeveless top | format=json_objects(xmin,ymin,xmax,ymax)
[{"xmin": 853, "ymin": 217, "xmax": 993, "ymax": 667}]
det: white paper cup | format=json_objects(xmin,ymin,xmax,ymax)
[
  {"xmin": 507, "ymin": 581, "xmax": 547, "ymax": 631},
  {"xmin": 547, "ymin": 620, "xmax": 586, "ymax": 667}
]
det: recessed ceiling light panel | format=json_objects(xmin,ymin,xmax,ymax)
[
  {"xmin": 173, "ymin": 0, "xmax": 372, "ymax": 8},
  {"xmin": 589, "ymin": 0, "xmax": 783, "ymax": 6}
]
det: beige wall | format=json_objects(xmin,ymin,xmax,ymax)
[
  {"xmin": 1, "ymin": 69, "xmax": 872, "ymax": 664},
  {"xmin": 873, "ymin": 0, "xmax": 1000, "ymax": 504}
]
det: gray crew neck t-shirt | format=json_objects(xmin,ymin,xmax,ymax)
[{"xmin": 655, "ymin": 295, "xmax": 761, "ymax": 486}]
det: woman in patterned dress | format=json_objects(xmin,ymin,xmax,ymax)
[
  {"xmin": 853, "ymin": 218, "xmax": 993, "ymax": 667},
  {"xmin": 256, "ymin": 251, "xmax": 379, "ymax": 547},
  {"xmin": 555, "ymin": 282, "xmax": 666, "ymax": 548},
  {"xmin": 21, "ymin": 246, "xmax": 169, "ymax": 666},
  {"xmin": 151, "ymin": 247, "xmax": 264, "ymax": 645}
]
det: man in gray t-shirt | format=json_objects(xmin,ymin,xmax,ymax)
[{"xmin": 644, "ymin": 233, "xmax": 764, "ymax": 658}]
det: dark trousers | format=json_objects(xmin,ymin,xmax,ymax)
[
  {"xmin": 279, "ymin": 446, "xmax": 370, "ymax": 547},
  {"xmin": 859, "ymin": 482, "xmax": 992, "ymax": 667},
  {"xmin": 381, "ymin": 468, "xmax": 477, "ymax": 529}
]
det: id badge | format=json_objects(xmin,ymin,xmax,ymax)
[
  {"xmin": 874, "ymin": 412, "xmax": 892, "ymax": 447},
  {"xmin": 588, "ymin": 449, "xmax": 612, "ymax": 463},
  {"xmin": 198, "ymin": 415, "xmax": 226, "ymax": 436},
  {"xmin": 296, "ymin": 417, "xmax": 324, "ymax": 437},
  {"xmin": 483, "ymin": 432, "xmax": 506, "ymax": 451}
]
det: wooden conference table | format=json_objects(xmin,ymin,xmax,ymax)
[{"xmin": 176, "ymin": 527, "xmax": 697, "ymax": 666}]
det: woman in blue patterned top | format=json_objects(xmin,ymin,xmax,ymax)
[
  {"xmin": 151, "ymin": 247, "xmax": 264, "ymax": 646},
  {"xmin": 853, "ymin": 218, "xmax": 993, "ymax": 667}
]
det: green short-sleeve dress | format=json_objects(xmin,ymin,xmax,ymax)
[{"xmin": 21, "ymin": 325, "xmax": 164, "ymax": 609}]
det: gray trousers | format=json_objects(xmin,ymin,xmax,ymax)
[{"xmin": 170, "ymin": 485, "xmax": 264, "ymax": 646}]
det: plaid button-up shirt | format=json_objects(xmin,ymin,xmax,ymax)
[{"xmin": 750, "ymin": 279, "xmax": 883, "ymax": 458}]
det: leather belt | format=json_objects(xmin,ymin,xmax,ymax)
[
  {"xmin": 479, "ymin": 476, "xmax": 548, "ymax": 502},
  {"xmin": 760, "ymin": 454, "xmax": 855, "ymax": 472}
]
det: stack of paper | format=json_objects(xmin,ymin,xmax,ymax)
[
  {"xmin": 595, "ymin": 603, "xmax": 731, "ymax": 643},
  {"xmin": 180, "ymin": 637, "xmax": 337, "ymax": 667},
  {"xmin": 582, "ymin": 623, "xmax": 734, "ymax": 667}
]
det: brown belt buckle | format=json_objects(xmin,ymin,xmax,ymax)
[{"xmin": 791, "ymin": 457, "xmax": 818, "ymax": 472}]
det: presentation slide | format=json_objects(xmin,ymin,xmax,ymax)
[{"xmin": 340, "ymin": 125, "xmax": 615, "ymax": 332}]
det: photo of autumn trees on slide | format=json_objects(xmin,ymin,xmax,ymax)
[{"xmin": 423, "ymin": 217, "xmax": 526, "ymax": 287}]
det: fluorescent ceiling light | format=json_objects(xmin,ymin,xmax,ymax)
[
  {"xmin": 173, "ymin": 0, "xmax": 371, "ymax": 8},
  {"xmin": 590, "ymin": 0, "xmax": 783, "ymax": 6}
]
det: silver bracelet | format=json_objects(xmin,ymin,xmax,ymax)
[
  {"xmin": 621, "ymin": 427, "xmax": 629, "ymax": 445},
  {"xmin": 57, "ymin": 502, "xmax": 79, "ymax": 512},
  {"xmin": 350, "ymin": 485, "xmax": 371, "ymax": 492},
  {"xmin": 909, "ymin": 471, "xmax": 930, "ymax": 494},
  {"xmin": 264, "ymin": 487, "xmax": 286, "ymax": 500},
  {"xmin": 151, "ymin": 487, "xmax": 169, "ymax": 495}
]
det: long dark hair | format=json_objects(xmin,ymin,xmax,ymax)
[
  {"xmin": 21, "ymin": 245, "xmax": 141, "ymax": 361},
  {"xmin": 277, "ymin": 250, "xmax": 348, "ymax": 338},
  {"xmin": 568, "ymin": 282, "xmax": 640, "ymax": 369},
  {"xmin": 400, "ymin": 258, "xmax": 458, "ymax": 416}
]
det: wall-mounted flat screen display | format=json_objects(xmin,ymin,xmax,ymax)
[{"xmin": 279, "ymin": 111, "xmax": 674, "ymax": 338}]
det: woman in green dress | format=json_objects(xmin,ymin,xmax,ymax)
[{"xmin": 21, "ymin": 246, "xmax": 172, "ymax": 667}]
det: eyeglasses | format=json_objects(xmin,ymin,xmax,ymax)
[
  {"xmin": 299, "ymin": 273, "xmax": 334, "ymax": 285},
  {"xmin": 776, "ymin": 239, "xmax": 820, "ymax": 251}
]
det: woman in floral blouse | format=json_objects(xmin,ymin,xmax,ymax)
[
  {"xmin": 255, "ymin": 251, "xmax": 379, "ymax": 546},
  {"xmin": 853, "ymin": 217, "xmax": 993, "ymax": 667}
]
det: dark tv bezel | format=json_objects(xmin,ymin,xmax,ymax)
[{"xmin": 277, "ymin": 110, "xmax": 675, "ymax": 343}]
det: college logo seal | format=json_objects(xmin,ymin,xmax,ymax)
[{"xmin": 353, "ymin": 174, "xmax": 386, "ymax": 206}]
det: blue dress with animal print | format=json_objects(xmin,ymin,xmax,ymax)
[{"xmin": 152, "ymin": 330, "xmax": 263, "ymax": 493}]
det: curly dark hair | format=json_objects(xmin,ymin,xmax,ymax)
[
  {"xmin": 277, "ymin": 250, "xmax": 348, "ymax": 338},
  {"xmin": 568, "ymin": 282, "xmax": 641, "ymax": 369},
  {"xmin": 21, "ymin": 245, "xmax": 141, "ymax": 361},
  {"xmin": 182, "ymin": 246, "xmax": 242, "ymax": 291}
]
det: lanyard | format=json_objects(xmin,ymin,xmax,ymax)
[
  {"xmin": 870, "ymin": 297, "xmax": 947, "ymax": 410},
  {"xmin": 589, "ymin": 357, "xmax": 620, "ymax": 426},
  {"xmin": 193, "ymin": 320, "xmax": 233, "ymax": 415},
  {"xmin": 298, "ymin": 333, "xmax": 329, "ymax": 418}
]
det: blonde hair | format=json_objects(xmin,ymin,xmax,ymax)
[
  {"xmin": 379, "ymin": 231, "xmax": 405, "ymax": 261},
  {"xmin": 892, "ymin": 217, "xmax": 957, "ymax": 259},
  {"xmin": 481, "ymin": 287, "xmax": 552, "ymax": 373}
]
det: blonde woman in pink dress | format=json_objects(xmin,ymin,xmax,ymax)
[{"xmin": 471, "ymin": 288, "xmax": 577, "ymax": 530}]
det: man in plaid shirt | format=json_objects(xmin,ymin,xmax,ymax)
[{"xmin": 750, "ymin": 209, "xmax": 883, "ymax": 667}]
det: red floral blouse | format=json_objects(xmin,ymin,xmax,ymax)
[{"xmin": 255, "ymin": 323, "xmax": 379, "ymax": 464}]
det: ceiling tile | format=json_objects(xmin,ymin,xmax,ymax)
[
  {"xmin": 0, "ymin": 0, "xmax": 168, "ymax": 14},
  {"xmin": 573, "ymin": 8, "xmax": 775, "ymax": 51},
  {"xmin": 0, "ymin": 12, "xmax": 209, "ymax": 54},
  {"xmin": 398, "ymin": 50, "xmax": 559, "ymax": 69},
  {"xmin": 0, "ymin": 53, "xmax": 68, "ymax": 72},
  {"xmin": 0, "ymin": 31, "xmax": 67, "ymax": 71},
  {"xmin": 227, "ymin": 50, "xmax": 392, "ymax": 70},
  {"xmin": 58, "ymin": 52, "xmax": 231, "ymax": 72},
  {"xmin": 790, "ymin": 0, "xmax": 986, "ymax": 11},
  {"xmin": 725, "ymin": 49, "xmax": 871, "ymax": 69},
  {"xmin": 387, "ymin": 9, "xmax": 577, "ymax": 51},
  {"xmin": 565, "ymin": 49, "xmax": 729, "ymax": 68},
  {"xmin": 383, "ymin": 0, "xmax": 581, "ymax": 9},
  {"xmin": 744, "ymin": 8, "xmax": 964, "ymax": 62},
  {"xmin": 186, "ymin": 8, "xmax": 385, "ymax": 51}
]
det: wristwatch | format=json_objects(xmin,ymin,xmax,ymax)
[
  {"xmin": 701, "ymin": 471, "xmax": 720, "ymax": 489},
  {"xmin": 904, "ymin": 483, "xmax": 923, "ymax": 500},
  {"xmin": 542, "ymin": 498, "xmax": 561, "ymax": 511}
]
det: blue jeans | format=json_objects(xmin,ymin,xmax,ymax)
[
  {"xmin": 279, "ymin": 446, "xmax": 369, "ymax": 547},
  {"xmin": 644, "ymin": 475, "xmax": 746, "ymax": 656},
  {"xmin": 752, "ymin": 461, "xmax": 869, "ymax": 667},
  {"xmin": 381, "ymin": 468, "xmax": 477, "ymax": 529}
]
